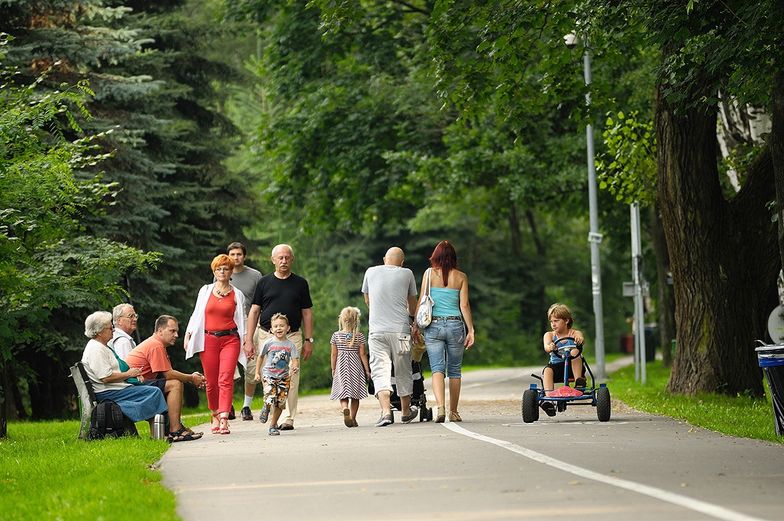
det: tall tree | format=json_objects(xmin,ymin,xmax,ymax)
[
  {"xmin": 0, "ymin": 40, "xmax": 156, "ymax": 434},
  {"xmin": 1, "ymin": 0, "xmax": 254, "ymax": 416}
]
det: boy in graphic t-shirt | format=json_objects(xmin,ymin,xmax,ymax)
[{"xmin": 254, "ymin": 313, "xmax": 299, "ymax": 435}]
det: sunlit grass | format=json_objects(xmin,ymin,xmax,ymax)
[
  {"xmin": 0, "ymin": 420, "xmax": 175, "ymax": 521},
  {"xmin": 610, "ymin": 362, "xmax": 782, "ymax": 443}
]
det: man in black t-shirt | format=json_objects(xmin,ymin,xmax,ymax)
[{"xmin": 244, "ymin": 244, "xmax": 313, "ymax": 430}]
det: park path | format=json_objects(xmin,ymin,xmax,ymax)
[{"xmin": 161, "ymin": 358, "xmax": 783, "ymax": 521}]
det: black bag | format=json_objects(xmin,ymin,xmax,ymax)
[{"xmin": 87, "ymin": 400, "xmax": 137, "ymax": 440}]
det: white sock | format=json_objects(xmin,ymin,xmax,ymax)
[{"xmin": 243, "ymin": 395, "xmax": 253, "ymax": 408}]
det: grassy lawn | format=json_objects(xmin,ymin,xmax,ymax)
[
  {"xmin": 610, "ymin": 362, "xmax": 783, "ymax": 443},
  {"xmin": 0, "ymin": 420, "xmax": 175, "ymax": 521}
]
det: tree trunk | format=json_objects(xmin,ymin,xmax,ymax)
[
  {"xmin": 0, "ymin": 366, "xmax": 7, "ymax": 439},
  {"xmin": 649, "ymin": 204, "xmax": 675, "ymax": 366},
  {"xmin": 772, "ymin": 69, "xmax": 784, "ymax": 277},
  {"xmin": 656, "ymin": 84, "xmax": 777, "ymax": 396}
]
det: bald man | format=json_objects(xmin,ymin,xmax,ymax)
[{"xmin": 362, "ymin": 246, "xmax": 419, "ymax": 427}]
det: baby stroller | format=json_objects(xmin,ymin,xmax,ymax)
[
  {"xmin": 390, "ymin": 359, "xmax": 434, "ymax": 421},
  {"xmin": 367, "ymin": 358, "xmax": 434, "ymax": 422}
]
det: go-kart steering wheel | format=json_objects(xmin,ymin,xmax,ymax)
[{"xmin": 551, "ymin": 336, "xmax": 582, "ymax": 359}]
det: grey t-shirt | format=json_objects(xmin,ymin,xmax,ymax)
[
  {"xmin": 361, "ymin": 265, "xmax": 417, "ymax": 334},
  {"xmin": 229, "ymin": 266, "xmax": 263, "ymax": 317}
]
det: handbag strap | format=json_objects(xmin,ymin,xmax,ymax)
[{"xmin": 425, "ymin": 268, "xmax": 432, "ymax": 298}]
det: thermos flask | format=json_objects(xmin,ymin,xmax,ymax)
[{"xmin": 152, "ymin": 414, "xmax": 166, "ymax": 440}]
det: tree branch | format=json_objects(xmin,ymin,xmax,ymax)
[{"xmin": 391, "ymin": 0, "xmax": 430, "ymax": 16}]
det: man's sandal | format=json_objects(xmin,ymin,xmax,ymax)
[{"xmin": 168, "ymin": 426, "xmax": 203, "ymax": 443}]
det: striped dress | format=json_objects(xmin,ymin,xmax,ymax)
[{"xmin": 330, "ymin": 331, "xmax": 368, "ymax": 400}]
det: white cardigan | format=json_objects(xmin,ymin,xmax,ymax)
[{"xmin": 185, "ymin": 283, "xmax": 247, "ymax": 368}]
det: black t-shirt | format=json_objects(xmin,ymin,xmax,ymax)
[{"xmin": 251, "ymin": 273, "xmax": 313, "ymax": 332}]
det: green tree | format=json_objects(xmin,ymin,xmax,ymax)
[
  {"xmin": 0, "ymin": 42, "xmax": 157, "ymax": 435},
  {"xmin": 232, "ymin": 0, "xmax": 633, "ymax": 375},
  {"xmin": 1, "ymin": 0, "xmax": 254, "ymax": 415},
  {"xmin": 584, "ymin": 1, "xmax": 781, "ymax": 395}
]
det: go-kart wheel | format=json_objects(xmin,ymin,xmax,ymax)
[
  {"xmin": 596, "ymin": 386, "xmax": 611, "ymax": 422},
  {"xmin": 522, "ymin": 389, "xmax": 539, "ymax": 423}
]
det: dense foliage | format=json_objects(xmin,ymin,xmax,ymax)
[
  {"xmin": 0, "ymin": 0, "xmax": 255, "ymax": 424},
  {"xmin": 3, "ymin": 0, "xmax": 779, "ymax": 426},
  {"xmin": 0, "ymin": 36, "xmax": 157, "ymax": 431}
]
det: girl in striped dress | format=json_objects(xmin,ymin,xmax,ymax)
[{"xmin": 330, "ymin": 306, "xmax": 371, "ymax": 427}]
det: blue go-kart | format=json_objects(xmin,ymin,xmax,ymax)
[{"xmin": 522, "ymin": 336, "xmax": 611, "ymax": 423}]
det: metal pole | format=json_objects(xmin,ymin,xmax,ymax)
[
  {"xmin": 583, "ymin": 49, "xmax": 606, "ymax": 379},
  {"xmin": 630, "ymin": 202, "xmax": 647, "ymax": 384}
]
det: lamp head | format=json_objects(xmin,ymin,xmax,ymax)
[{"xmin": 563, "ymin": 32, "xmax": 578, "ymax": 49}]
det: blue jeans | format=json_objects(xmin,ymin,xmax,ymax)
[{"xmin": 424, "ymin": 319, "xmax": 466, "ymax": 378}]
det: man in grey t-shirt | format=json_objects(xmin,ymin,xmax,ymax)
[
  {"xmin": 361, "ymin": 246, "xmax": 419, "ymax": 427},
  {"xmin": 225, "ymin": 241, "xmax": 263, "ymax": 420},
  {"xmin": 227, "ymin": 242, "xmax": 263, "ymax": 317}
]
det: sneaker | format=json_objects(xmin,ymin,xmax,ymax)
[
  {"xmin": 279, "ymin": 421, "xmax": 294, "ymax": 431},
  {"xmin": 375, "ymin": 414, "xmax": 394, "ymax": 427},
  {"xmin": 575, "ymin": 377, "xmax": 587, "ymax": 388},
  {"xmin": 541, "ymin": 401, "xmax": 556, "ymax": 417},
  {"xmin": 228, "ymin": 405, "xmax": 236, "ymax": 420},
  {"xmin": 240, "ymin": 406, "xmax": 253, "ymax": 421},
  {"xmin": 401, "ymin": 406, "xmax": 419, "ymax": 423},
  {"xmin": 268, "ymin": 426, "xmax": 280, "ymax": 436},
  {"xmin": 259, "ymin": 404, "xmax": 270, "ymax": 424}
]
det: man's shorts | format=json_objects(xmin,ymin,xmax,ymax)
[
  {"xmin": 262, "ymin": 376, "xmax": 290, "ymax": 408},
  {"xmin": 368, "ymin": 331, "xmax": 413, "ymax": 397},
  {"xmin": 142, "ymin": 378, "xmax": 167, "ymax": 392}
]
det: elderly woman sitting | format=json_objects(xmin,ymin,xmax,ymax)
[{"xmin": 81, "ymin": 311, "xmax": 168, "ymax": 425}]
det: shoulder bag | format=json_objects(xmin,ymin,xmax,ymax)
[{"xmin": 416, "ymin": 268, "xmax": 434, "ymax": 329}]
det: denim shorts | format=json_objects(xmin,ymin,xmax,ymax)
[{"xmin": 424, "ymin": 318, "xmax": 466, "ymax": 378}]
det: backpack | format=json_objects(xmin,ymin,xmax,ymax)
[{"xmin": 87, "ymin": 400, "xmax": 137, "ymax": 440}]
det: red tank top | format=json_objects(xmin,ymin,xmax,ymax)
[{"xmin": 205, "ymin": 291, "xmax": 237, "ymax": 331}]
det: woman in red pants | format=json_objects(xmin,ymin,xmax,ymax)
[{"xmin": 184, "ymin": 254, "xmax": 246, "ymax": 434}]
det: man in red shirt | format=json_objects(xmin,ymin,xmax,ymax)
[{"xmin": 127, "ymin": 315, "xmax": 207, "ymax": 442}]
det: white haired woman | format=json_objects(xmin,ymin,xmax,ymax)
[{"xmin": 81, "ymin": 311, "xmax": 168, "ymax": 423}]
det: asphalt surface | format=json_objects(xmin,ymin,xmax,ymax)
[{"xmin": 160, "ymin": 359, "xmax": 783, "ymax": 521}]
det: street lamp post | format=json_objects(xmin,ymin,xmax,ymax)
[{"xmin": 566, "ymin": 33, "xmax": 606, "ymax": 379}]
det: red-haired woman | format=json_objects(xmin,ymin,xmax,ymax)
[
  {"xmin": 184, "ymin": 254, "xmax": 246, "ymax": 434},
  {"xmin": 418, "ymin": 241, "xmax": 475, "ymax": 423}
]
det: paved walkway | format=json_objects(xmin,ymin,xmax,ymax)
[{"xmin": 160, "ymin": 357, "xmax": 783, "ymax": 521}]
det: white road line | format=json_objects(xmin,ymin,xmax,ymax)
[{"xmin": 444, "ymin": 423, "xmax": 770, "ymax": 521}]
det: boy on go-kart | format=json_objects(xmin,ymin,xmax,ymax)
[{"xmin": 541, "ymin": 303, "xmax": 586, "ymax": 416}]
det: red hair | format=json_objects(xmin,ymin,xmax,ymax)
[
  {"xmin": 210, "ymin": 254, "xmax": 233, "ymax": 273},
  {"xmin": 429, "ymin": 241, "xmax": 458, "ymax": 285}
]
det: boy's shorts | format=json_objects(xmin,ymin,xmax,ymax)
[
  {"xmin": 262, "ymin": 376, "xmax": 290, "ymax": 408},
  {"xmin": 545, "ymin": 361, "xmax": 584, "ymax": 383}
]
